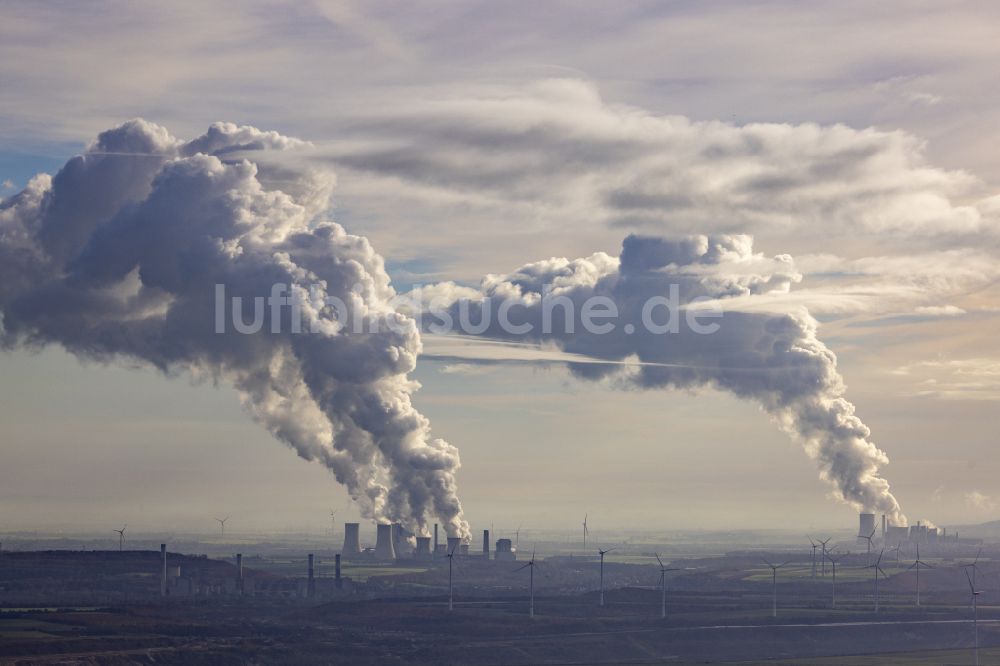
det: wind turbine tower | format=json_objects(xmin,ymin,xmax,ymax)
[
  {"xmin": 446, "ymin": 541, "xmax": 459, "ymax": 611},
  {"xmin": 907, "ymin": 543, "xmax": 932, "ymax": 606},
  {"xmin": 515, "ymin": 550, "xmax": 537, "ymax": 618},
  {"xmin": 867, "ymin": 548, "xmax": 887, "ymax": 613},
  {"xmin": 761, "ymin": 558, "xmax": 789, "ymax": 618},
  {"xmin": 965, "ymin": 568, "xmax": 982, "ymax": 666},
  {"xmin": 655, "ymin": 554, "xmax": 681, "ymax": 619},
  {"xmin": 826, "ymin": 549, "xmax": 847, "ymax": 609},
  {"xmin": 598, "ymin": 546, "xmax": 615, "ymax": 606}
]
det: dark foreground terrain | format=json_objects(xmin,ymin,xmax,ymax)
[
  {"xmin": 3, "ymin": 547, "xmax": 1000, "ymax": 664},
  {"xmin": 3, "ymin": 596, "xmax": 1000, "ymax": 665}
]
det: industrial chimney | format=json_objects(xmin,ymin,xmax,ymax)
[
  {"xmin": 374, "ymin": 523, "xmax": 397, "ymax": 560},
  {"xmin": 335, "ymin": 553, "xmax": 342, "ymax": 589},
  {"xmin": 881, "ymin": 514, "xmax": 887, "ymax": 538},
  {"xmin": 236, "ymin": 553, "xmax": 244, "ymax": 596},
  {"xmin": 434, "ymin": 523, "xmax": 439, "ymax": 556},
  {"xmin": 482, "ymin": 529, "xmax": 490, "ymax": 560},
  {"xmin": 307, "ymin": 554, "xmax": 316, "ymax": 598},
  {"xmin": 160, "ymin": 544, "xmax": 167, "ymax": 597},
  {"xmin": 342, "ymin": 523, "xmax": 361, "ymax": 557}
]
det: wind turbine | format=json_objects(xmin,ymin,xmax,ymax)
[
  {"xmin": 582, "ymin": 514, "xmax": 589, "ymax": 551},
  {"xmin": 215, "ymin": 516, "xmax": 229, "ymax": 538},
  {"xmin": 446, "ymin": 541, "xmax": 458, "ymax": 611},
  {"xmin": 906, "ymin": 543, "xmax": 932, "ymax": 606},
  {"xmin": 761, "ymin": 558, "xmax": 790, "ymax": 618},
  {"xmin": 867, "ymin": 548, "xmax": 887, "ymax": 613},
  {"xmin": 967, "ymin": 547, "xmax": 982, "ymax": 589},
  {"xmin": 965, "ymin": 567, "xmax": 982, "ymax": 666},
  {"xmin": 808, "ymin": 537, "xmax": 818, "ymax": 578},
  {"xmin": 598, "ymin": 546, "xmax": 615, "ymax": 607},
  {"xmin": 860, "ymin": 526, "xmax": 877, "ymax": 567},
  {"xmin": 515, "ymin": 549, "xmax": 537, "ymax": 618},
  {"xmin": 515, "ymin": 524, "xmax": 521, "ymax": 550},
  {"xmin": 654, "ymin": 554, "xmax": 681, "ymax": 619},
  {"xmin": 114, "ymin": 525, "xmax": 126, "ymax": 552},
  {"xmin": 826, "ymin": 549, "xmax": 847, "ymax": 609},
  {"xmin": 818, "ymin": 538, "xmax": 831, "ymax": 576}
]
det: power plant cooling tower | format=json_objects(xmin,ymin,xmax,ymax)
[
  {"xmin": 342, "ymin": 522, "xmax": 361, "ymax": 557},
  {"xmin": 446, "ymin": 536, "xmax": 461, "ymax": 555},
  {"xmin": 859, "ymin": 512, "xmax": 876, "ymax": 538},
  {"xmin": 374, "ymin": 523, "xmax": 397, "ymax": 560},
  {"xmin": 415, "ymin": 536, "xmax": 432, "ymax": 559}
]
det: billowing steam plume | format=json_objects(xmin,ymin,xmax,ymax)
[
  {"xmin": 417, "ymin": 234, "xmax": 907, "ymax": 525},
  {"xmin": 0, "ymin": 120, "xmax": 469, "ymax": 539}
]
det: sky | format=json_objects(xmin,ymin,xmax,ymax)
[{"xmin": 1, "ymin": 1, "xmax": 999, "ymax": 535}]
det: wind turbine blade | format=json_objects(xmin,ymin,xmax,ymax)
[
  {"xmin": 974, "ymin": 547, "xmax": 982, "ymax": 565},
  {"xmin": 965, "ymin": 568, "xmax": 975, "ymax": 592},
  {"xmin": 655, "ymin": 553, "xmax": 664, "ymax": 568},
  {"xmin": 514, "ymin": 562, "xmax": 531, "ymax": 572}
]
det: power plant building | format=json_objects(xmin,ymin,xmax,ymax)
[{"xmin": 494, "ymin": 538, "xmax": 516, "ymax": 561}]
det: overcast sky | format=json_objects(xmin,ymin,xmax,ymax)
[{"xmin": 1, "ymin": 1, "xmax": 999, "ymax": 536}]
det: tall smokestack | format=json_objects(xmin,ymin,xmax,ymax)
[
  {"xmin": 236, "ymin": 553, "xmax": 244, "ymax": 596},
  {"xmin": 434, "ymin": 523, "xmax": 439, "ymax": 555},
  {"xmin": 374, "ymin": 524, "xmax": 397, "ymax": 560},
  {"xmin": 482, "ymin": 529, "xmax": 490, "ymax": 560},
  {"xmin": 447, "ymin": 536, "xmax": 461, "ymax": 555},
  {"xmin": 881, "ymin": 514, "xmax": 887, "ymax": 538},
  {"xmin": 307, "ymin": 553, "xmax": 316, "ymax": 598},
  {"xmin": 335, "ymin": 553, "xmax": 342, "ymax": 589},
  {"xmin": 342, "ymin": 523, "xmax": 361, "ymax": 557},
  {"xmin": 160, "ymin": 544, "xmax": 167, "ymax": 597}
]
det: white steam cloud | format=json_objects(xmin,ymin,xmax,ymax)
[
  {"xmin": 417, "ymin": 234, "xmax": 907, "ymax": 525},
  {"xmin": 0, "ymin": 119, "xmax": 470, "ymax": 539}
]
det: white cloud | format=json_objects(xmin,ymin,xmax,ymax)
[
  {"xmin": 965, "ymin": 490, "xmax": 997, "ymax": 512},
  {"xmin": 892, "ymin": 358, "xmax": 1000, "ymax": 400}
]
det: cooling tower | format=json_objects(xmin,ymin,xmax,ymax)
[
  {"xmin": 415, "ymin": 536, "xmax": 432, "ymax": 559},
  {"xmin": 859, "ymin": 512, "xmax": 876, "ymax": 538},
  {"xmin": 391, "ymin": 523, "xmax": 413, "ymax": 556},
  {"xmin": 374, "ymin": 523, "xmax": 397, "ymax": 560},
  {"xmin": 342, "ymin": 522, "xmax": 361, "ymax": 557},
  {"xmin": 446, "ymin": 536, "xmax": 461, "ymax": 555}
]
